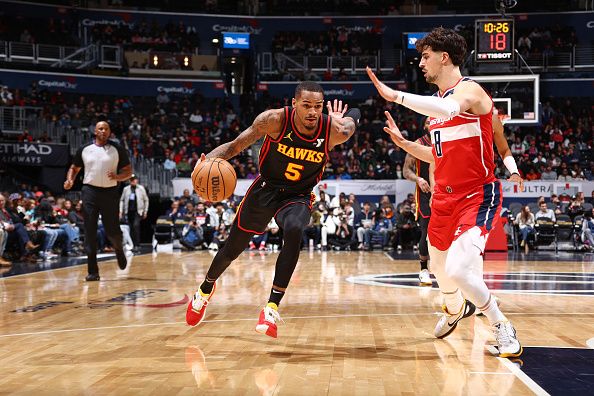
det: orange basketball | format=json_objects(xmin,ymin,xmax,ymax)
[{"xmin": 191, "ymin": 158, "xmax": 237, "ymax": 202}]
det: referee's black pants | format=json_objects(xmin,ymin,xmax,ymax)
[{"xmin": 82, "ymin": 185, "xmax": 124, "ymax": 275}]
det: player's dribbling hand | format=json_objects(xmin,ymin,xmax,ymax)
[
  {"xmin": 508, "ymin": 173, "xmax": 525, "ymax": 192},
  {"xmin": 326, "ymin": 99, "xmax": 348, "ymax": 118},
  {"xmin": 366, "ymin": 67, "xmax": 399, "ymax": 103},
  {"xmin": 63, "ymin": 179, "xmax": 73, "ymax": 190},
  {"xmin": 191, "ymin": 153, "xmax": 207, "ymax": 178},
  {"xmin": 383, "ymin": 111, "xmax": 406, "ymax": 147}
]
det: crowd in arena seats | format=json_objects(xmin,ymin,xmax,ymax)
[
  {"xmin": 2, "ymin": 77, "xmax": 593, "ymax": 184},
  {"xmin": 0, "ymin": 15, "xmax": 79, "ymax": 47},
  {"xmin": 271, "ymin": 27, "xmax": 382, "ymax": 57},
  {"xmin": 157, "ymin": 187, "xmax": 425, "ymax": 253},
  {"xmin": 516, "ymin": 25, "xmax": 578, "ymax": 58},
  {"xmin": 2, "ymin": 181, "xmax": 593, "ymax": 267},
  {"xmin": 0, "ymin": 186, "xmax": 86, "ymax": 266},
  {"xmin": 89, "ymin": 19, "xmax": 200, "ymax": 54}
]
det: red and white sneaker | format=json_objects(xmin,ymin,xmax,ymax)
[
  {"xmin": 255, "ymin": 306, "xmax": 284, "ymax": 338},
  {"xmin": 186, "ymin": 282, "xmax": 216, "ymax": 327}
]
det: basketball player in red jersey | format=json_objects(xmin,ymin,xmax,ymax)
[
  {"xmin": 367, "ymin": 27, "xmax": 522, "ymax": 357},
  {"xmin": 186, "ymin": 82, "xmax": 360, "ymax": 338}
]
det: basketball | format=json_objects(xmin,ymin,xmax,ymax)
[{"xmin": 191, "ymin": 158, "xmax": 237, "ymax": 202}]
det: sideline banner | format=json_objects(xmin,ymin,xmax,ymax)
[
  {"xmin": 0, "ymin": 141, "xmax": 69, "ymax": 166},
  {"xmin": 172, "ymin": 178, "xmax": 594, "ymax": 204},
  {"xmin": 0, "ymin": 69, "xmax": 225, "ymax": 97}
]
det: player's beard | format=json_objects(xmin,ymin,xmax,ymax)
[{"xmin": 425, "ymin": 73, "xmax": 437, "ymax": 84}]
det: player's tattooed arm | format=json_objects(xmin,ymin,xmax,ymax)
[
  {"xmin": 402, "ymin": 153, "xmax": 418, "ymax": 183},
  {"xmin": 205, "ymin": 108, "xmax": 284, "ymax": 160}
]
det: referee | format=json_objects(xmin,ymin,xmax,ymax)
[{"xmin": 64, "ymin": 121, "xmax": 133, "ymax": 281}]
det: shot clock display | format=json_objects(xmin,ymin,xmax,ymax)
[{"xmin": 475, "ymin": 19, "xmax": 514, "ymax": 62}]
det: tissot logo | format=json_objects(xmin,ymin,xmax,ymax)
[
  {"xmin": 587, "ymin": 21, "xmax": 594, "ymax": 28},
  {"xmin": 346, "ymin": 272, "xmax": 594, "ymax": 296}
]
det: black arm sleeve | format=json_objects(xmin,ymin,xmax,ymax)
[{"xmin": 344, "ymin": 108, "xmax": 361, "ymax": 128}]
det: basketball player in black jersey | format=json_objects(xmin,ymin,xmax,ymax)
[
  {"xmin": 403, "ymin": 118, "xmax": 434, "ymax": 287},
  {"xmin": 186, "ymin": 81, "xmax": 360, "ymax": 338}
]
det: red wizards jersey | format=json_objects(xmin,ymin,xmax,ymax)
[{"xmin": 428, "ymin": 77, "xmax": 496, "ymax": 193}]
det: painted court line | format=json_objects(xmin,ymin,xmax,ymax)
[
  {"xmin": 487, "ymin": 346, "xmax": 550, "ymax": 396},
  {"xmin": 0, "ymin": 312, "xmax": 438, "ymax": 338},
  {"xmin": 2, "ymin": 311, "xmax": 594, "ymax": 338}
]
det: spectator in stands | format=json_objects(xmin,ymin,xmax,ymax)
[
  {"xmin": 393, "ymin": 204, "xmax": 419, "ymax": 251},
  {"xmin": 302, "ymin": 208, "xmax": 322, "ymax": 250},
  {"xmin": 166, "ymin": 200, "xmax": 184, "ymax": 222},
  {"xmin": 364, "ymin": 208, "xmax": 392, "ymax": 250},
  {"xmin": 582, "ymin": 209, "xmax": 594, "ymax": 251},
  {"xmin": 209, "ymin": 224, "xmax": 229, "ymax": 250},
  {"xmin": 0, "ymin": 225, "xmax": 9, "ymax": 266},
  {"xmin": 567, "ymin": 196, "xmax": 584, "ymax": 220},
  {"xmin": 541, "ymin": 165, "xmax": 558, "ymax": 180},
  {"xmin": 354, "ymin": 201, "xmax": 374, "ymax": 249},
  {"xmin": 557, "ymin": 168, "xmax": 574, "ymax": 181},
  {"xmin": 119, "ymin": 175, "xmax": 149, "ymax": 253},
  {"xmin": 181, "ymin": 218, "xmax": 204, "ymax": 250},
  {"xmin": 211, "ymin": 202, "xmax": 232, "ymax": 228},
  {"xmin": 0, "ymin": 194, "xmax": 39, "ymax": 261},
  {"xmin": 156, "ymin": 89, "xmax": 170, "ymax": 105},
  {"xmin": 535, "ymin": 201, "xmax": 556, "ymax": 222},
  {"xmin": 515, "ymin": 205, "xmax": 535, "ymax": 253},
  {"xmin": 328, "ymin": 210, "xmax": 356, "ymax": 251}
]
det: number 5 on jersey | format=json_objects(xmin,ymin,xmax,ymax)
[{"xmin": 285, "ymin": 162, "xmax": 304, "ymax": 181}]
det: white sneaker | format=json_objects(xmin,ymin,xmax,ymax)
[
  {"xmin": 492, "ymin": 321, "xmax": 522, "ymax": 358},
  {"xmin": 419, "ymin": 269, "xmax": 432, "ymax": 286},
  {"xmin": 434, "ymin": 300, "xmax": 476, "ymax": 339}
]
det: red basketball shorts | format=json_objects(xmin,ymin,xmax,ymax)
[{"xmin": 428, "ymin": 180, "xmax": 502, "ymax": 251}]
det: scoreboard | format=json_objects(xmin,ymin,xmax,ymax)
[{"xmin": 474, "ymin": 19, "xmax": 515, "ymax": 62}]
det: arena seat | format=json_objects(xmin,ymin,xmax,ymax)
[
  {"xmin": 534, "ymin": 216, "xmax": 556, "ymax": 251},
  {"xmin": 555, "ymin": 214, "xmax": 575, "ymax": 250}
]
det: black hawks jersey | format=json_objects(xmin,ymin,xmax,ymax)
[
  {"xmin": 415, "ymin": 133, "xmax": 432, "ymax": 219},
  {"xmin": 258, "ymin": 106, "xmax": 331, "ymax": 193}
]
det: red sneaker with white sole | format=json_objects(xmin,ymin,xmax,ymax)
[
  {"xmin": 255, "ymin": 306, "xmax": 284, "ymax": 338},
  {"xmin": 186, "ymin": 282, "xmax": 216, "ymax": 327}
]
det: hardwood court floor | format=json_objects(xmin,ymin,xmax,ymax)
[{"xmin": 0, "ymin": 250, "xmax": 593, "ymax": 395}]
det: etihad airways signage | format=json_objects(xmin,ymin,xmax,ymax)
[{"xmin": 0, "ymin": 142, "xmax": 69, "ymax": 166}]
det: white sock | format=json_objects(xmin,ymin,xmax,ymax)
[
  {"xmin": 479, "ymin": 295, "xmax": 506, "ymax": 325},
  {"xmin": 443, "ymin": 288, "xmax": 464, "ymax": 314}
]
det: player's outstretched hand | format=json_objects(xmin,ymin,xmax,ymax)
[
  {"xmin": 383, "ymin": 111, "xmax": 407, "ymax": 147},
  {"xmin": 326, "ymin": 99, "xmax": 348, "ymax": 118},
  {"xmin": 366, "ymin": 67, "xmax": 398, "ymax": 103},
  {"xmin": 508, "ymin": 173, "xmax": 525, "ymax": 192}
]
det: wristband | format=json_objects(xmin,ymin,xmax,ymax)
[{"xmin": 503, "ymin": 155, "xmax": 519, "ymax": 175}]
